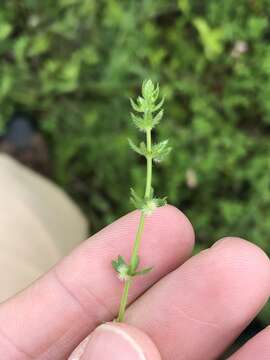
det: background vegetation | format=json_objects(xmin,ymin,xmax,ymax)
[{"xmin": 0, "ymin": 0, "xmax": 270, "ymax": 328}]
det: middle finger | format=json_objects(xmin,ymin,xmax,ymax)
[{"xmin": 125, "ymin": 237, "xmax": 270, "ymax": 360}]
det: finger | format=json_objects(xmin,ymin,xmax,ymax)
[
  {"xmin": 0, "ymin": 205, "xmax": 194, "ymax": 359},
  {"xmin": 228, "ymin": 327, "xmax": 270, "ymax": 360},
  {"xmin": 125, "ymin": 237, "xmax": 270, "ymax": 360},
  {"xmin": 68, "ymin": 322, "xmax": 161, "ymax": 360}
]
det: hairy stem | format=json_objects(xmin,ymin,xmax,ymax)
[
  {"xmin": 145, "ymin": 129, "xmax": 152, "ymax": 198},
  {"xmin": 116, "ymin": 277, "xmax": 131, "ymax": 322},
  {"xmin": 116, "ymin": 128, "xmax": 152, "ymax": 322}
]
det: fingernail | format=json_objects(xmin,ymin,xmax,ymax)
[
  {"xmin": 68, "ymin": 336, "xmax": 91, "ymax": 360},
  {"xmin": 79, "ymin": 323, "xmax": 146, "ymax": 359}
]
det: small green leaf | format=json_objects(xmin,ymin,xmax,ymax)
[
  {"xmin": 130, "ymin": 185, "xmax": 166, "ymax": 215},
  {"xmin": 134, "ymin": 266, "xmax": 153, "ymax": 276},
  {"xmin": 141, "ymin": 196, "xmax": 167, "ymax": 215},
  {"xmin": 130, "ymin": 98, "xmax": 143, "ymax": 113},
  {"xmin": 112, "ymin": 255, "xmax": 127, "ymax": 271},
  {"xmin": 152, "ymin": 139, "xmax": 172, "ymax": 162},
  {"xmin": 142, "ymin": 79, "xmax": 155, "ymax": 100},
  {"xmin": 130, "ymin": 188, "xmax": 144, "ymax": 209},
  {"xmin": 152, "ymin": 109, "xmax": 163, "ymax": 127},
  {"xmin": 152, "ymin": 83, "xmax": 160, "ymax": 101},
  {"xmin": 153, "ymin": 97, "xmax": 165, "ymax": 112},
  {"xmin": 131, "ymin": 113, "xmax": 148, "ymax": 131},
  {"xmin": 118, "ymin": 255, "xmax": 126, "ymax": 265},
  {"xmin": 112, "ymin": 255, "xmax": 129, "ymax": 281},
  {"xmin": 139, "ymin": 142, "xmax": 147, "ymax": 155},
  {"xmin": 153, "ymin": 197, "xmax": 167, "ymax": 207},
  {"xmin": 128, "ymin": 138, "xmax": 143, "ymax": 155}
]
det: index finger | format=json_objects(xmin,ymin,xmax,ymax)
[{"xmin": 0, "ymin": 205, "xmax": 194, "ymax": 359}]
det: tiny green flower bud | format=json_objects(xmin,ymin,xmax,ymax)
[
  {"xmin": 142, "ymin": 79, "xmax": 155, "ymax": 100},
  {"xmin": 117, "ymin": 264, "xmax": 129, "ymax": 281},
  {"xmin": 142, "ymin": 199, "xmax": 157, "ymax": 215}
]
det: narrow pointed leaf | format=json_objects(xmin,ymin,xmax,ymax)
[
  {"xmin": 152, "ymin": 109, "xmax": 163, "ymax": 127},
  {"xmin": 153, "ymin": 97, "xmax": 165, "ymax": 112},
  {"xmin": 131, "ymin": 113, "xmax": 146, "ymax": 131},
  {"xmin": 130, "ymin": 98, "xmax": 142, "ymax": 112},
  {"xmin": 153, "ymin": 197, "xmax": 167, "ymax": 207},
  {"xmin": 112, "ymin": 260, "xmax": 119, "ymax": 272},
  {"xmin": 134, "ymin": 266, "xmax": 153, "ymax": 276},
  {"xmin": 130, "ymin": 188, "xmax": 144, "ymax": 209},
  {"xmin": 128, "ymin": 138, "xmax": 143, "ymax": 155},
  {"xmin": 152, "ymin": 83, "xmax": 160, "ymax": 101}
]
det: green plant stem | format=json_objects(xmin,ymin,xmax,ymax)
[
  {"xmin": 116, "ymin": 277, "xmax": 132, "ymax": 322},
  {"xmin": 116, "ymin": 128, "xmax": 152, "ymax": 322},
  {"xmin": 116, "ymin": 214, "xmax": 144, "ymax": 322},
  {"xmin": 145, "ymin": 129, "xmax": 152, "ymax": 198}
]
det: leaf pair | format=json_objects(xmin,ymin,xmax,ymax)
[
  {"xmin": 130, "ymin": 112, "xmax": 151, "ymax": 132},
  {"xmin": 112, "ymin": 255, "xmax": 153, "ymax": 281},
  {"xmin": 130, "ymin": 101, "xmax": 164, "ymax": 129},
  {"xmin": 128, "ymin": 138, "xmax": 147, "ymax": 157},
  {"xmin": 130, "ymin": 188, "xmax": 167, "ymax": 215},
  {"xmin": 128, "ymin": 138, "xmax": 171, "ymax": 163}
]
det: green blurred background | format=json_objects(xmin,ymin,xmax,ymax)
[{"xmin": 0, "ymin": 0, "xmax": 269, "ymax": 343}]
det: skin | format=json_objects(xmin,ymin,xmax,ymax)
[{"xmin": 0, "ymin": 205, "xmax": 269, "ymax": 359}]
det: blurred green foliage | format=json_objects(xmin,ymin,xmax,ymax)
[{"xmin": 0, "ymin": 0, "xmax": 270, "ymax": 322}]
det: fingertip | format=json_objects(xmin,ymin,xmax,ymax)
[
  {"xmin": 212, "ymin": 236, "xmax": 270, "ymax": 279},
  {"xmin": 163, "ymin": 204, "xmax": 195, "ymax": 248},
  {"xmin": 73, "ymin": 322, "xmax": 161, "ymax": 360},
  {"xmin": 209, "ymin": 236, "xmax": 270, "ymax": 321},
  {"xmin": 146, "ymin": 204, "xmax": 195, "ymax": 254}
]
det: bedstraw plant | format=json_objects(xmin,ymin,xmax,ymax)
[{"xmin": 112, "ymin": 80, "xmax": 171, "ymax": 322}]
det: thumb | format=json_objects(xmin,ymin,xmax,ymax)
[{"xmin": 68, "ymin": 322, "xmax": 161, "ymax": 360}]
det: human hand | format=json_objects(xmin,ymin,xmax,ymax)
[{"xmin": 0, "ymin": 206, "xmax": 269, "ymax": 359}]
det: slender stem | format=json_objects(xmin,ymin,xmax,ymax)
[
  {"xmin": 117, "ymin": 215, "xmax": 145, "ymax": 322},
  {"xmin": 145, "ymin": 129, "xmax": 152, "ymax": 198},
  {"xmin": 130, "ymin": 213, "xmax": 146, "ymax": 272},
  {"xmin": 117, "ymin": 277, "xmax": 132, "ymax": 322},
  {"xmin": 116, "ymin": 128, "xmax": 152, "ymax": 322}
]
